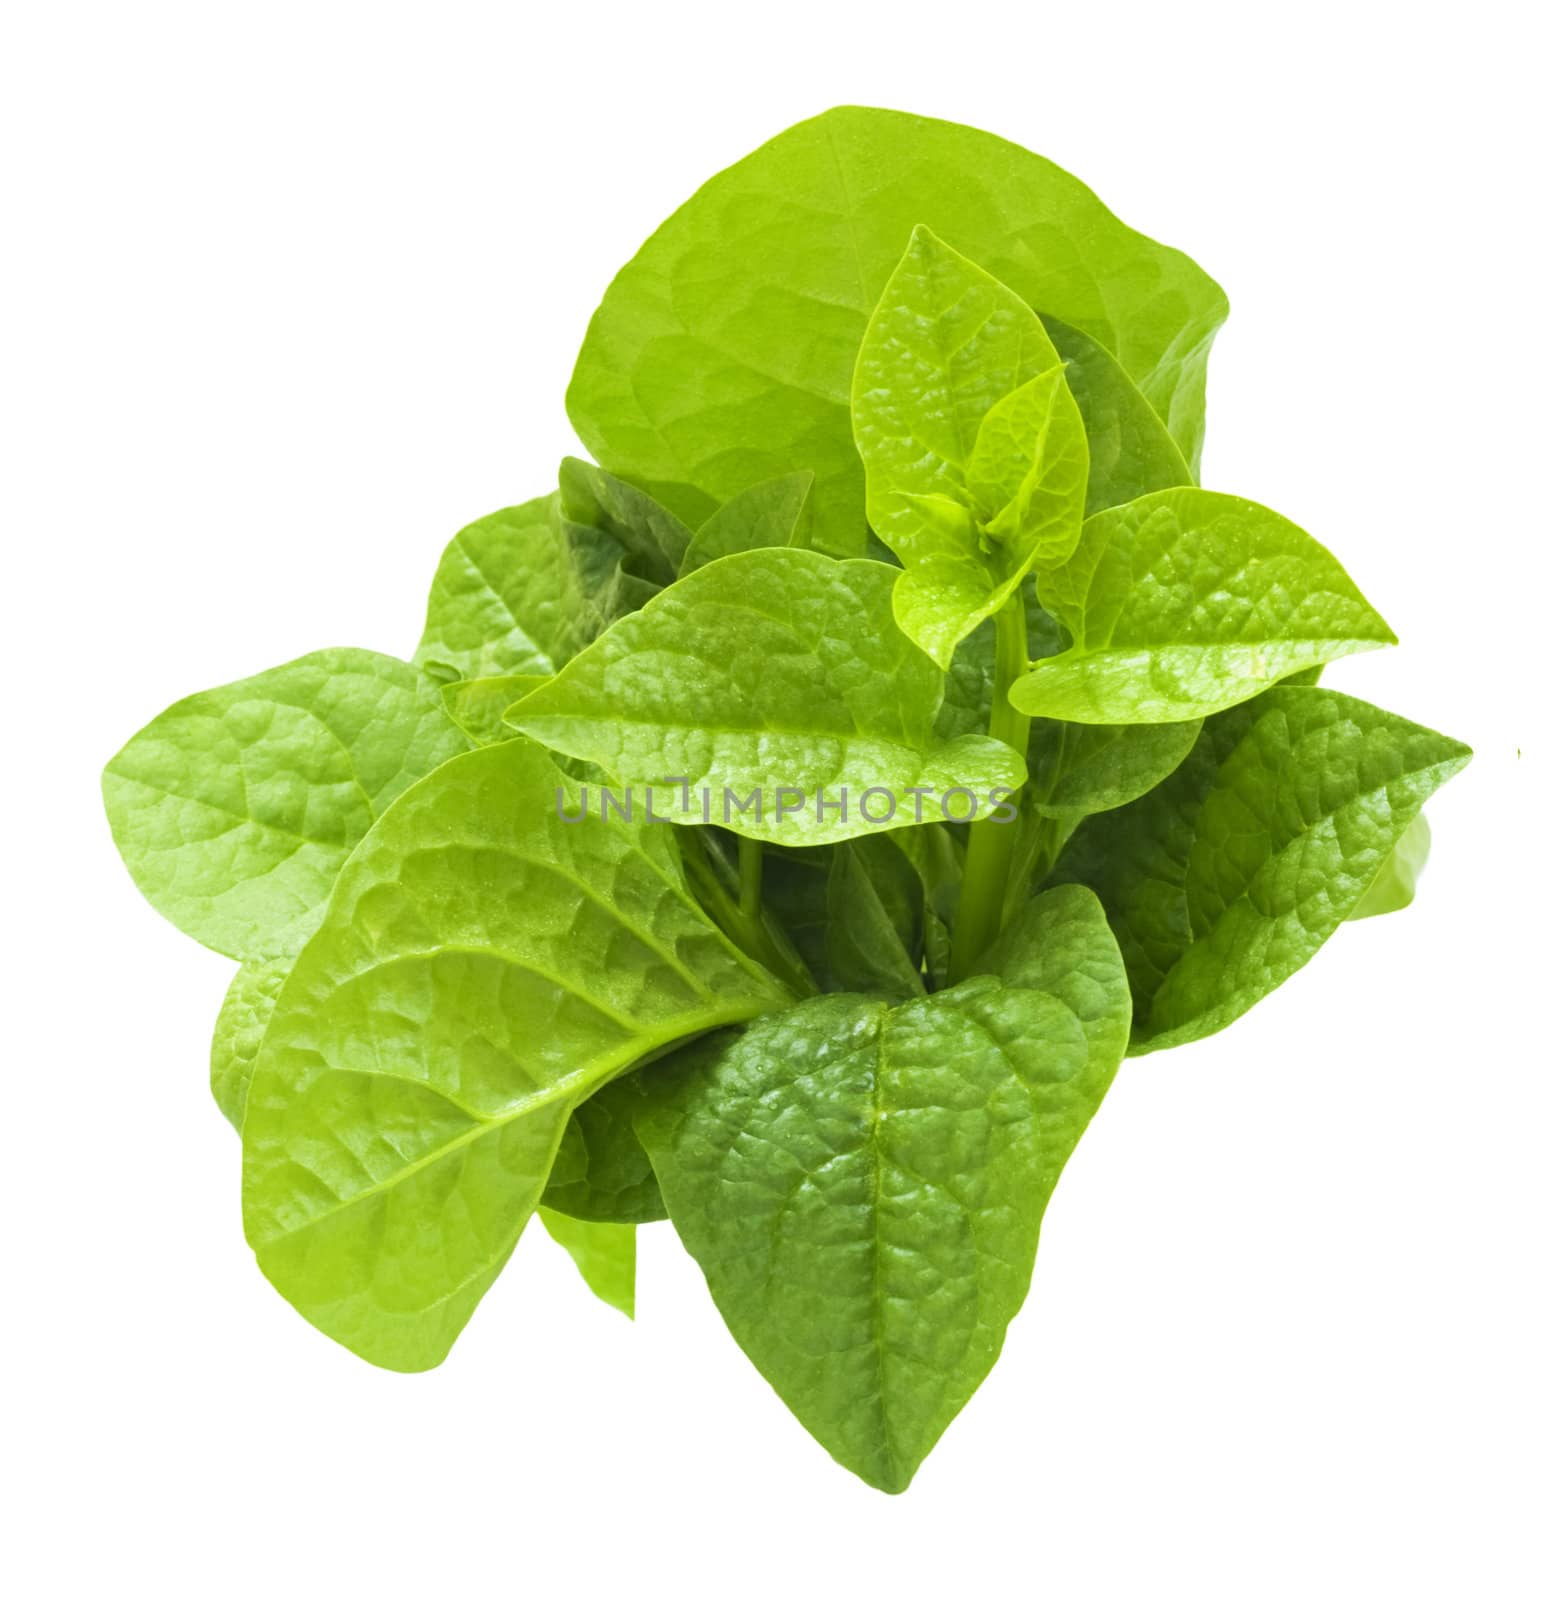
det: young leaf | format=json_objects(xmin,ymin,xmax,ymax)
[
  {"xmin": 241, "ymin": 739, "xmax": 788, "ymax": 1372},
  {"xmin": 441, "ymin": 674, "xmax": 549, "ymax": 746},
  {"xmin": 852, "ymin": 227, "xmax": 1088, "ymax": 665},
  {"xmin": 102, "ymin": 649, "xmax": 467, "ymax": 960},
  {"xmin": 567, "ymin": 106, "xmax": 1228, "ymax": 552},
  {"xmin": 508, "ymin": 548, "xmax": 1027, "ymax": 844},
  {"xmin": 210, "ymin": 957, "xmax": 290, "ymax": 1130},
  {"xmin": 635, "ymin": 885, "xmax": 1130, "ymax": 1493},
  {"xmin": 1016, "ymin": 488, "xmax": 1397, "ymax": 723},
  {"xmin": 542, "ymin": 1075, "xmax": 668, "ymax": 1224},
  {"xmin": 1348, "ymin": 811, "xmax": 1432, "ymax": 920},
  {"xmin": 1046, "ymin": 687, "xmax": 1471, "ymax": 1051},
  {"xmin": 1043, "ymin": 316, "xmax": 1193, "ymax": 513},
  {"xmin": 414, "ymin": 495, "xmax": 585, "ymax": 682},
  {"xmin": 679, "ymin": 472, "xmax": 815, "ymax": 577},
  {"xmin": 537, "ymin": 1209, "xmax": 637, "ymax": 1319}
]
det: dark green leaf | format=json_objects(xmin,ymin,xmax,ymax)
[
  {"xmin": 635, "ymin": 885, "xmax": 1130, "ymax": 1492},
  {"xmin": 1047, "ymin": 687, "xmax": 1471, "ymax": 1050}
]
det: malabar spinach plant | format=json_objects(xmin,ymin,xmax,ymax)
[{"xmin": 103, "ymin": 107, "xmax": 1469, "ymax": 1493}]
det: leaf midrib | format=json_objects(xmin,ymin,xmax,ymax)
[{"xmin": 251, "ymin": 997, "xmax": 772, "ymax": 1248}]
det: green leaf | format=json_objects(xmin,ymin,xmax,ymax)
[
  {"xmin": 1348, "ymin": 811, "xmax": 1432, "ymax": 920},
  {"xmin": 508, "ymin": 548, "xmax": 1027, "ymax": 845},
  {"xmin": 823, "ymin": 836, "xmax": 926, "ymax": 998},
  {"xmin": 635, "ymin": 885, "xmax": 1130, "ymax": 1492},
  {"xmin": 1043, "ymin": 316, "xmax": 1192, "ymax": 514},
  {"xmin": 763, "ymin": 834, "xmax": 929, "ymax": 996},
  {"xmin": 679, "ymin": 472, "xmax": 814, "ymax": 577},
  {"xmin": 103, "ymin": 648, "xmax": 467, "ymax": 960},
  {"xmin": 1046, "ymin": 687, "xmax": 1471, "ymax": 1051},
  {"xmin": 852, "ymin": 228, "xmax": 1088, "ymax": 665},
  {"xmin": 1027, "ymin": 718, "xmax": 1203, "ymax": 827},
  {"xmin": 241, "ymin": 739, "xmax": 787, "ymax": 1371},
  {"xmin": 542, "ymin": 1075, "xmax": 667, "ymax": 1224},
  {"xmin": 537, "ymin": 1209, "xmax": 637, "ymax": 1319},
  {"xmin": 934, "ymin": 590, "xmax": 1071, "ymax": 741},
  {"xmin": 887, "ymin": 823, "xmax": 964, "ymax": 989},
  {"xmin": 560, "ymin": 456, "xmax": 692, "ymax": 588},
  {"xmin": 414, "ymin": 495, "xmax": 583, "ymax": 681},
  {"xmin": 1016, "ymin": 488, "xmax": 1397, "ymax": 724},
  {"xmin": 441, "ymin": 674, "xmax": 549, "ymax": 746},
  {"xmin": 567, "ymin": 106, "xmax": 1227, "ymax": 555},
  {"xmin": 555, "ymin": 458, "xmax": 697, "ymax": 643},
  {"xmin": 210, "ymin": 957, "xmax": 290, "ymax": 1130}
]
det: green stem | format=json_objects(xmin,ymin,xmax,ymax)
[
  {"xmin": 680, "ymin": 832, "xmax": 815, "ymax": 998},
  {"xmin": 947, "ymin": 594, "xmax": 1032, "ymax": 982}
]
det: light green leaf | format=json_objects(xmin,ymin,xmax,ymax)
[
  {"xmin": 538, "ymin": 1209, "xmax": 637, "ymax": 1319},
  {"xmin": 542, "ymin": 1075, "xmax": 667, "ymax": 1224},
  {"xmin": 414, "ymin": 495, "xmax": 582, "ymax": 681},
  {"xmin": 441, "ymin": 674, "xmax": 549, "ymax": 746},
  {"xmin": 855, "ymin": 227, "xmax": 1056, "ymax": 511},
  {"xmin": 103, "ymin": 649, "xmax": 467, "ymax": 960},
  {"xmin": 241, "ymin": 739, "xmax": 788, "ymax": 1371},
  {"xmin": 1348, "ymin": 811, "xmax": 1432, "ymax": 920},
  {"xmin": 635, "ymin": 885, "xmax": 1129, "ymax": 1492},
  {"xmin": 1043, "ymin": 316, "xmax": 1192, "ymax": 514},
  {"xmin": 852, "ymin": 228, "xmax": 1088, "ymax": 665},
  {"xmin": 967, "ymin": 369, "xmax": 1088, "ymax": 564},
  {"xmin": 1046, "ymin": 687, "xmax": 1471, "ymax": 1051},
  {"xmin": 508, "ymin": 548, "xmax": 1027, "ymax": 845},
  {"xmin": 1016, "ymin": 488, "xmax": 1397, "ymax": 724},
  {"xmin": 567, "ymin": 106, "xmax": 1227, "ymax": 554},
  {"xmin": 210, "ymin": 957, "xmax": 291, "ymax": 1130},
  {"xmin": 679, "ymin": 472, "xmax": 814, "ymax": 577}
]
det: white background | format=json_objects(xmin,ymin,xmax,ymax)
[{"xmin": 3, "ymin": 3, "xmax": 1559, "ymax": 1594}]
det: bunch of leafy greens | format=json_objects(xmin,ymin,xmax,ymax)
[{"xmin": 102, "ymin": 107, "xmax": 1468, "ymax": 1493}]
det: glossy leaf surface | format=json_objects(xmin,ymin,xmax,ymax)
[
  {"xmin": 242, "ymin": 740, "xmax": 786, "ymax": 1371},
  {"xmin": 509, "ymin": 548, "xmax": 1026, "ymax": 844},
  {"xmin": 636, "ymin": 885, "xmax": 1128, "ymax": 1492},
  {"xmin": 1047, "ymin": 688, "xmax": 1470, "ymax": 1050},
  {"xmin": 1017, "ymin": 488, "xmax": 1397, "ymax": 723},
  {"xmin": 852, "ymin": 228, "xmax": 1088, "ymax": 665}
]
